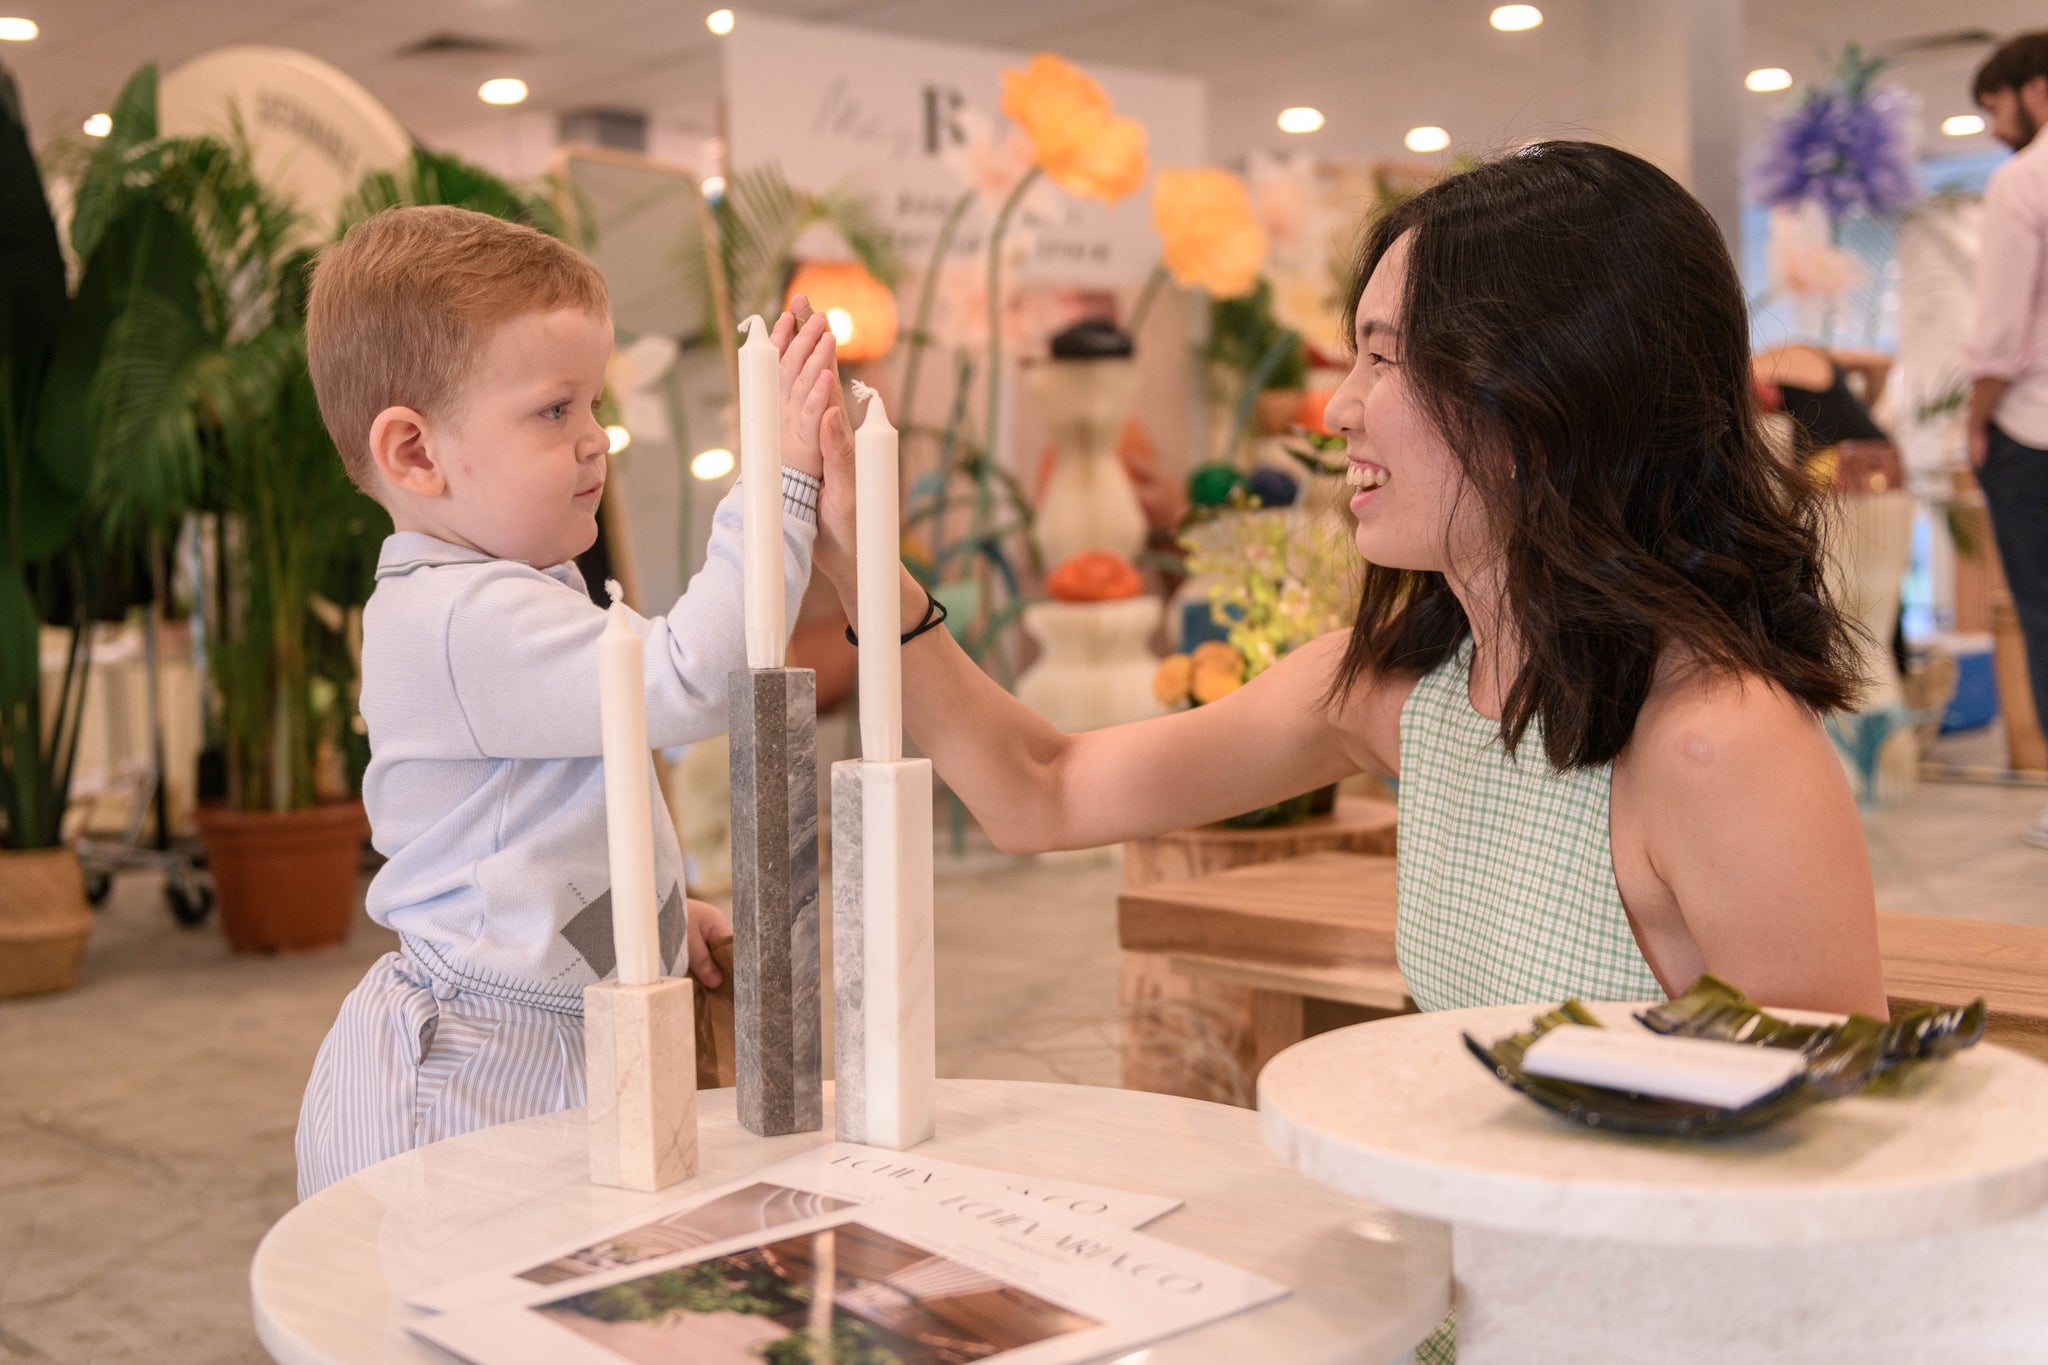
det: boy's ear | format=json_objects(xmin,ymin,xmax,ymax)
[{"xmin": 368, "ymin": 405, "xmax": 444, "ymax": 497}]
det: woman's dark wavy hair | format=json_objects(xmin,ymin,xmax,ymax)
[{"xmin": 1329, "ymin": 140, "xmax": 1860, "ymax": 770}]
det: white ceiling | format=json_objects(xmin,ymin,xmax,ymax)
[{"xmin": 6, "ymin": 0, "xmax": 2035, "ymax": 175}]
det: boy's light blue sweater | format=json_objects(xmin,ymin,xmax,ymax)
[{"xmin": 358, "ymin": 473, "xmax": 818, "ymax": 1011}]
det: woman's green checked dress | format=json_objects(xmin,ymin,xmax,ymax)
[{"xmin": 1395, "ymin": 639, "xmax": 1666, "ymax": 1362}]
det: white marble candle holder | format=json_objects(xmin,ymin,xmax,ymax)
[
  {"xmin": 583, "ymin": 977, "xmax": 697, "ymax": 1192},
  {"xmin": 730, "ymin": 666, "xmax": 823, "ymax": 1137},
  {"xmin": 830, "ymin": 757, "xmax": 936, "ymax": 1149}
]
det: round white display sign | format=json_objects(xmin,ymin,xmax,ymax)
[{"xmin": 160, "ymin": 46, "xmax": 413, "ymax": 231}]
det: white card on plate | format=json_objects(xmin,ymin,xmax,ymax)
[{"xmin": 1520, "ymin": 1026, "xmax": 1806, "ymax": 1108}]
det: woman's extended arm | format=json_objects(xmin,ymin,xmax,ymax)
[{"xmin": 839, "ymin": 565, "xmax": 1378, "ymax": 853}]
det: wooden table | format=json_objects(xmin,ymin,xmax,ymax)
[
  {"xmin": 1119, "ymin": 851, "xmax": 2048, "ymax": 1075},
  {"xmin": 1120, "ymin": 797, "xmax": 1399, "ymax": 1104},
  {"xmin": 251, "ymin": 1079, "xmax": 1450, "ymax": 1365},
  {"xmin": 1261, "ymin": 1004, "xmax": 2048, "ymax": 1362},
  {"xmin": 1879, "ymin": 908, "xmax": 2048, "ymax": 1059}
]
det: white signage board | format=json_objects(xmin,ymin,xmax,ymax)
[
  {"xmin": 160, "ymin": 46, "xmax": 414, "ymax": 233},
  {"xmin": 724, "ymin": 15, "xmax": 1206, "ymax": 286}
]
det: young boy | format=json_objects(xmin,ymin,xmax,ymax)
[{"xmin": 294, "ymin": 204, "xmax": 845, "ymax": 1198}]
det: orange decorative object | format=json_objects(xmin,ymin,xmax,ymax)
[
  {"xmin": 1191, "ymin": 661, "xmax": 1245, "ymax": 704},
  {"xmin": 1152, "ymin": 654, "xmax": 1193, "ymax": 707},
  {"xmin": 785, "ymin": 261, "xmax": 899, "ymax": 363},
  {"xmin": 1191, "ymin": 640, "xmax": 1244, "ymax": 674},
  {"xmin": 1044, "ymin": 550, "xmax": 1144, "ymax": 602},
  {"xmin": 1152, "ymin": 167, "xmax": 1268, "ymax": 299},
  {"xmin": 1002, "ymin": 54, "xmax": 1148, "ymax": 204},
  {"xmin": 1295, "ymin": 390, "xmax": 1335, "ymax": 435}
]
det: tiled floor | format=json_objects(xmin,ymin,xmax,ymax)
[{"xmin": 2, "ymin": 773, "xmax": 2042, "ymax": 1363}]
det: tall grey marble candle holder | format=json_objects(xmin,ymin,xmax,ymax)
[
  {"xmin": 830, "ymin": 756, "xmax": 937, "ymax": 1149},
  {"xmin": 583, "ymin": 977, "xmax": 698, "ymax": 1191},
  {"xmin": 729, "ymin": 665, "xmax": 823, "ymax": 1137}
]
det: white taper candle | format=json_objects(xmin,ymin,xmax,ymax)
[
  {"xmin": 850, "ymin": 382, "xmax": 902, "ymax": 762},
  {"xmin": 599, "ymin": 580, "xmax": 661, "ymax": 986},
  {"xmin": 738, "ymin": 315, "xmax": 784, "ymax": 669}
]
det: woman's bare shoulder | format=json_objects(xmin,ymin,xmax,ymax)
[{"xmin": 1627, "ymin": 661, "xmax": 1831, "ymax": 784}]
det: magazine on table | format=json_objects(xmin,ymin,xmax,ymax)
[
  {"xmin": 409, "ymin": 1143, "xmax": 1184, "ymax": 1316},
  {"xmin": 411, "ymin": 1186, "xmax": 1288, "ymax": 1365}
]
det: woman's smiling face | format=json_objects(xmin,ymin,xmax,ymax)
[{"xmin": 1323, "ymin": 230, "xmax": 1499, "ymax": 585}]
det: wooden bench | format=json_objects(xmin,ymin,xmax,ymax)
[
  {"xmin": 1120, "ymin": 799, "xmax": 1400, "ymax": 1106},
  {"xmin": 1117, "ymin": 850, "xmax": 2048, "ymax": 1106}
]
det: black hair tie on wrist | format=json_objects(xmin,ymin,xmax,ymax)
[{"xmin": 845, "ymin": 588, "xmax": 947, "ymax": 647}]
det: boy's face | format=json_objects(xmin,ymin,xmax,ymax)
[{"xmin": 432, "ymin": 307, "xmax": 614, "ymax": 568}]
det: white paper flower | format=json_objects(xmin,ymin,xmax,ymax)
[{"xmin": 605, "ymin": 334, "xmax": 681, "ymax": 445}]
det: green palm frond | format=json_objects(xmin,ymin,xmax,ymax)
[
  {"xmin": 717, "ymin": 164, "xmax": 809, "ymax": 323},
  {"xmin": 817, "ymin": 181, "xmax": 902, "ymax": 289},
  {"xmin": 337, "ymin": 148, "xmax": 569, "ymax": 239},
  {"xmin": 87, "ymin": 289, "xmax": 209, "ymax": 542},
  {"xmin": 677, "ymin": 164, "xmax": 903, "ymax": 342},
  {"xmin": 65, "ymin": 63, "xmax": 164, "ymax": 265},
  {"xmin": 149, "ymin": 134, "xmax": 304, "ymax": 336}
]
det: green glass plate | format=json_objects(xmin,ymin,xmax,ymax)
[{"xmin": 1462, "ymin": 977, "xmax": 1987, "ymax": 1138}]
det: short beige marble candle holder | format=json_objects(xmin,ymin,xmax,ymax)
[{"xmin": 584, "ymin": 977, "xmax": 698, "ymax": 1192}]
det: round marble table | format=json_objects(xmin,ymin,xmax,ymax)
[
  {"xmin": 1260, "ymin": 1003, "xmax": 2048, "ymax": 1364},
  {"xmin": 253, "ymin": 1079, "xmax": 1449, "ymax": 1365}
]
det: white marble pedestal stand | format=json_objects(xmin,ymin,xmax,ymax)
[
  {"xmin": 829, "ymin": 756, "xmax": 937, "ymax": 1149},
  {"xmin": 582, "ymin": 978, "xmax": 697, "ymax": 1191},
  {"xmin": 1260, "ymin": 1002, "xmax": 2048, "ymax": 1363},
  {"xmin": 1014, "ymin": 597, "xmax": 1168, "ymax": 734}
]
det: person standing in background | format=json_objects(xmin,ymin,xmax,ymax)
[{"xmin": 1967, "ymin": 32, "xmax": 2048, "ymax": 848}]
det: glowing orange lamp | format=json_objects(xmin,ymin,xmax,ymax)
[{"xmin": 784, "ymin": 261, "xmax": 899, "ymax": 363}]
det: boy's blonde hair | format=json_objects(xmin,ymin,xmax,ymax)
[{"xmin": 306, "ymin": 205, "xmax": 609, "ymax": 494}]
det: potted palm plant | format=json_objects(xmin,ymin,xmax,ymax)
[
  {"xmin": 0, "ymin": 63, "xmax": 218, "ymax": 992},
  {"xmin": 189, "ymin": 334, "xmax": 385, "ymax": 952}
]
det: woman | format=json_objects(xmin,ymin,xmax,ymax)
[{"xmin": 803, "ymin": 140, "xmax": 1887, "ymax": 1018}]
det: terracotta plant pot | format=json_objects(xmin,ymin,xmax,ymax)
[
  {"xmin": 0, "ymin": 846, "xmax": 95, "ymax": 997},
  {"xmin": 1254, "ymin": 388, "xmax": 1304, "ymax": 435},
  {"xmin": 196, "ymin": 800, "xmax": 368, "ymax": 952}
]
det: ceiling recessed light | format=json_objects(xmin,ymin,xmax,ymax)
[
  {"xmin": 1277, "ymin": 106, "xmax": 1325, "ymax": 135},
  {"xmin": 1942, "ymin": 113, "xmax": 1986, "ymax": 137},
  {"xmin": 701, "ymin": 175, "xmax": 726, "ymax": 200},
  {"xmin": 1490, "ymin": 5, "xmax": 1543, "ymax": 32},
  {"xmin": 82, "ymin": 112, "xmax": 112, "ymax": 138},
  {"xmin": 691, "ymin": 447, "xmax": 735, "ymax": 481},
  {"xmin": 605, "ymin": 424, "xmax": 631, "ymax": 454},
  {"xmin": 706, "ymin": 9, "xmax": 735, "ymax": 35},
  {"xmin": 0, "ymin": 17, "xmax": 37, "ymax": 41},
  {"xmin": 478, "ymin": 77, "xmax": 529, "ymax": 106},
  {"xmin": 1405, "ymin": 125, "xmax": 1451, "ymax": 154},
  {"xmin": 1745, "ymin": 67, "xmax": 1793, "ymax": 93}
]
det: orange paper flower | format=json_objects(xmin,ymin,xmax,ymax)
[
  {"xmin": 1152, "ymin": 167, "xmax": 1268, "ymax": 299},
  {"xmin": 1045, "ymin": 550, "xmax": 1144, "ymax": 602},
  {"xmin": 1002, "ymin": 54, "xmax": 1149, "ymax": 204}
]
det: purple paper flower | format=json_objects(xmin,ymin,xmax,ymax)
[{"xmin": 1753, "ymin": 50, "xmax": 1920, "ymax": 222}]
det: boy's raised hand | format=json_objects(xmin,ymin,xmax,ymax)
[
  {"xmin": 771, "ymin": 293, "xmax": 857, "ymax": 590},
  {"xmin": 770, "ymin": 294, "xmax": 843, "ymax": 481}
]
